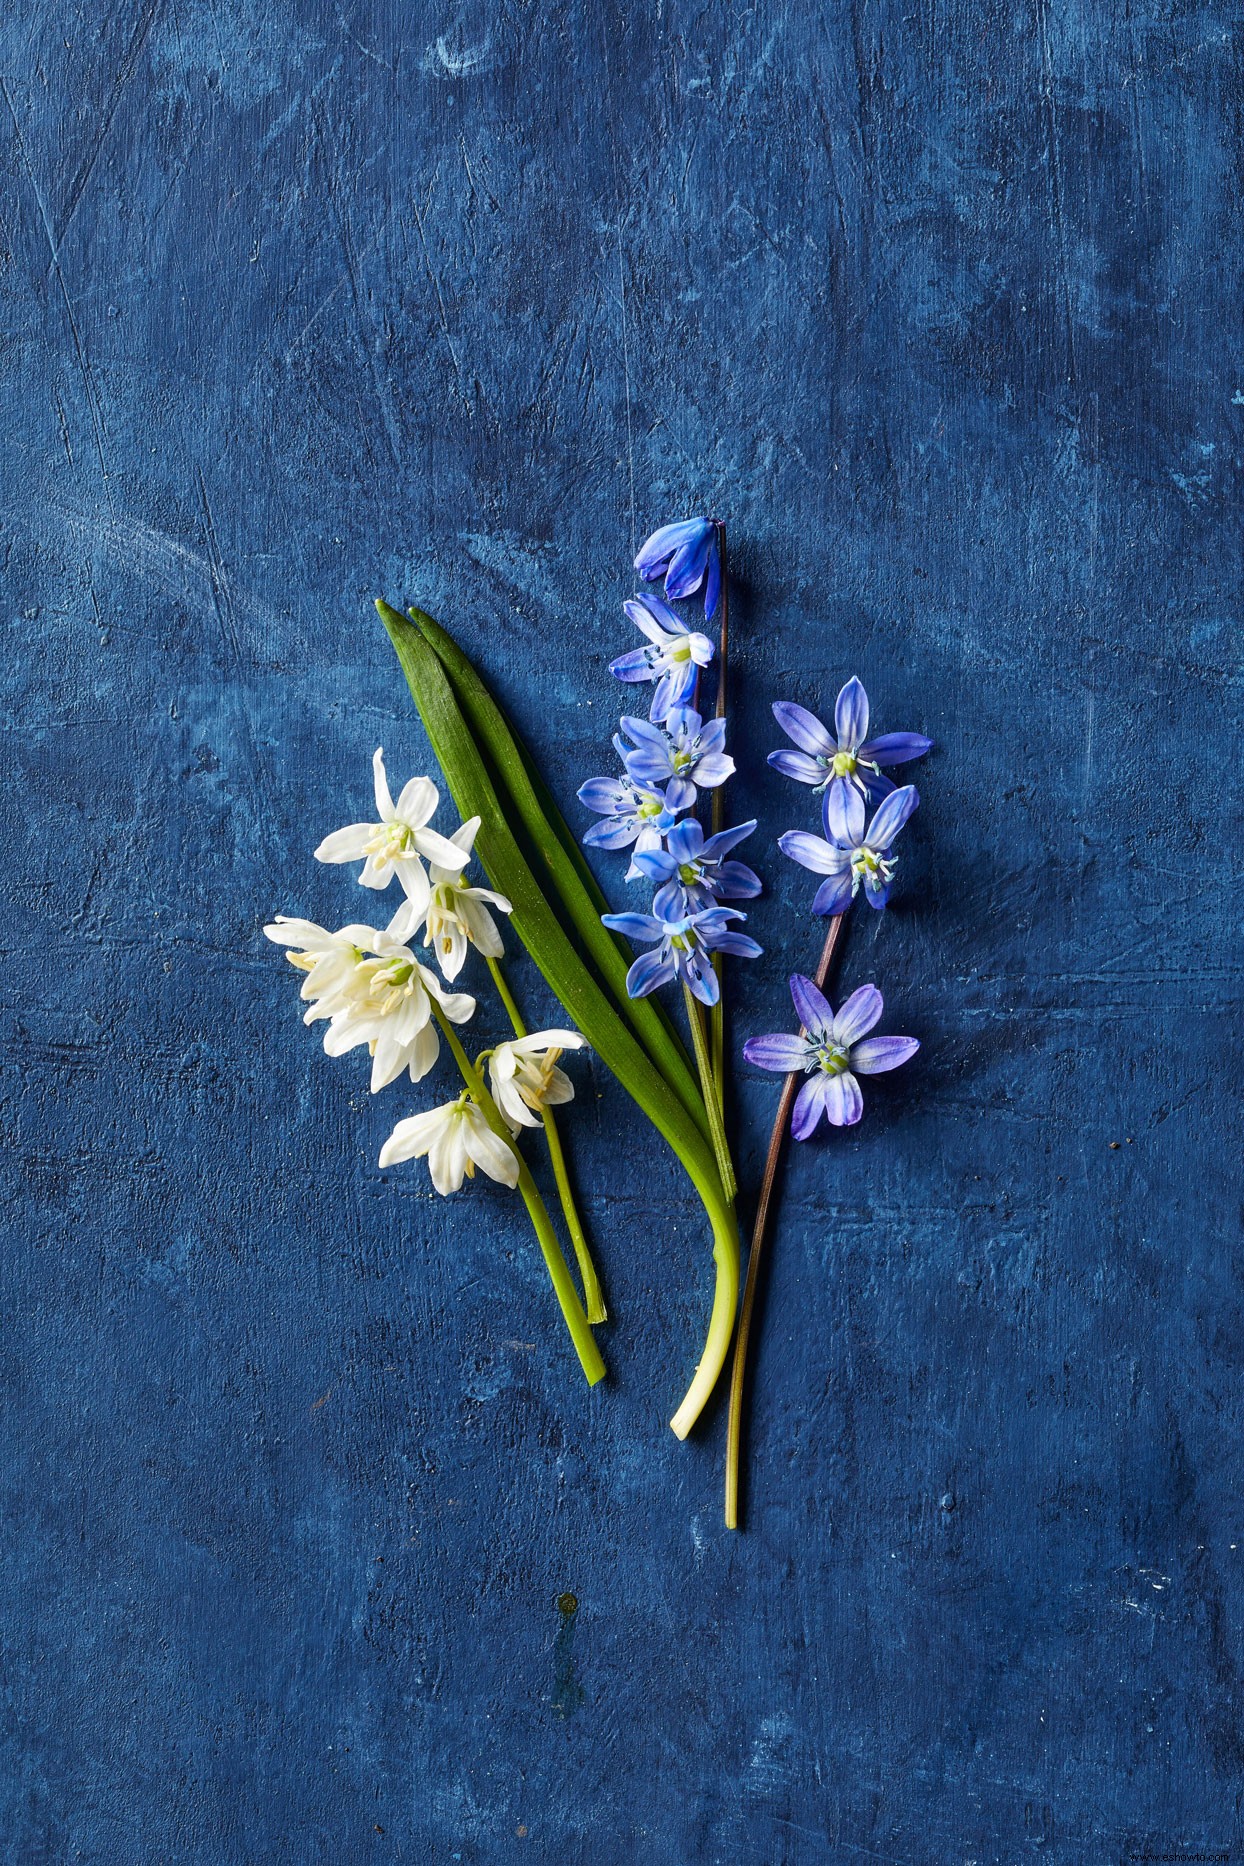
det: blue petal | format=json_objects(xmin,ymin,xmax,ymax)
[
  {"xmin": 665, "ymin": 528, "xmax": 712, "ymax": 599},
  {"xmin": 696, "ymin": 715, "xmax": 728, "ymax": 754},
  {"xmin": 772, "ymin": 701, "xmax": 834, "ymax": 757},
  {"xmin": 825, "ymin": 780, "xmax": 866, "ymax": 847},
  {"xmin": 577, "ymin": 777, "xmax": 628, "ymax": 813},
  {"xmin": 691, "ymin": 752, "xmax": 734, "ymax": 787},
  {"xmin": 631, "ymin": 847, "xmax": 678, "ymax": 881},
  {"xmin": 790, "ymin": 973, "xmax": 833, "ymax": 1036},
  {"xmin": 779, "ymin": 830, "xmax": 843, "ymax": 875},
  {"xmin": 851, "ymin": 1035, "xmax": 919, "ymax": 1075},
  {"xmin": 862, "ymin": 869, "xmax": 892, "ymax": 909},
  {"xmin": 664, "ymin": 775, "xmax": 697, "ymax": 811},
  {"xmin": 812, "ymin": 872, "xmax": 855, "ymax": 916},
  {"xmin": 834, "ymin": 676, "xmax": 869, "ymax": 750},
  {"xmin": 858, "ymin": 731, "xmax": 933, "ymax": 767},
  {"xmin": 768, "ymin": 748, "xmax": 825, "ymax": 786},
  {"xmin": 791, "ymin": 1075, "xmax": 829, "ymax": 1140},
  {"xmin": 624, "ymin": 748, "xmax": 674, "ymax": 787},
  {"xmin": 702, "ymin": 538, "xmax": 721, "ymax": 619},
  {"xmin": 680, "ymin": 948, "xmax": 720, "ymax": 1005},
  {"xmin": 833, "ymin": 983, "xmax": 884, "ymax": 1045},
  {"xmin": 857, "ymin": 767, "xmax": 897, "ymax": 805},
  {"xmin": 625, "ymin": 593, "xmax": 682, "ymax": 641},
  {"xmin": 649, "ymin": 670, "xmax": 677, "ymax": 723},
  {"xmin": 626, "ymin": 949, "xmax": 677, "ymax": 997},
  {"xmin": 620, "ymin": 713, "xmax": 669, "ymax": 748},
  {"xmin": 601, "ymin": 911, "xmax": 662, "ymax": 941},
  {"xmin": 712, "ymin": 860, "xmax": 762, "ymax": 898},
  {"xmin": 824, "ymin": 1071, "xmax": 864, "ymax": 1126},
  {"xmin": 711, "ymin": 930, "xmax": 762, "ymax": 959},
  {"xmin": 635, "ymin": 519, "xmax": 707, "ymax": 579},
  {"xmin": 609, "ymin": 646, "xmax": 654, "ymax": 681},
  {"xmin": 583, "ymin": 818, "xmax": 641, "ymax": 850},
  {"xmin": 665, "ymin": 819, "xmax": 704, "ymax": 861},
  {"xmin": 701, "ymin": 819, "xmax": 755, "ymax": 857},
  {"xmin": 866, "ymin": 785, "xmax": 919, "ymax": 848},
  {"xmin": 743, "ymin": 1032, "xmax": 808, "ymax": 1072}
]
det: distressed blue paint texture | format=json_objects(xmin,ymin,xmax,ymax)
[{"xmin": 2, "ymin": 1, "xmax": 1242, "ymax": 1860}]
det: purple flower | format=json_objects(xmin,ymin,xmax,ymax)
[
  {"xmin": 618, "ymin": 706, "xmax": 735, "ymax": 811},
  {"xmin": 630, "ymin": 817, "xmax": 761, "ymax": 912},
  {"xmin": 634, "ymin": 518, "xmax": 722, "ymax": 620},
  {"xmin": 609, "ymin": 594, "xmax": 715, "ymax": 724},
  {"xmin": 602, "ymin": 901, "xmax": 761, "ymax": 1007},
  {"xmin": 743, "ymin": 975, "xmax": 918, "ymax": 1134},
  {"xmin": 779, "ymin": 784, "xmax": 919, "ymax": 916},
  {"xmin": 769, "ymin": 677, "xmax": 931, "ymax": 816}
]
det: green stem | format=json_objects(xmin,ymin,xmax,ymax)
[
  {"xmin": 683, "ymin": 984, "xmax": 737, "ymax": 1204},
  {"xmin": 430, "ymin": 1005, "xmax": 606, "ymax": 1387},
  {"xmin": 669, "ymin": 1200, "xmax": 740, "ymax": 1439},
  {"xmin": 485, "ymin": 955, "xmax": 607, "ymax": 1325}
]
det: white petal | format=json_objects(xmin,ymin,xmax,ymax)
[
  {"xmin": 314, "ymin": 824, "xmax": 374, "ymax": 865},
  {"xmin": 372, "ymin": 747, "xmax": 395, "ymax": 820},
  {"xmin": 510, "ymin": 1029, "xmax": 587, "ymax": 1056},
  {"xmin": 396, "ymin": 774, "xmax": 438, "ymax": 828},
  {"xmin": 540, "ymin": 1066, "xmax": 575, "ymax": 1106},
  {"xmin": 463, "ymin": 1108, "xmax": 521, "ymax": 1185},
  {"xmin": 450, "ymin": 815, "xmax": 481, "ymax": 854},
  {"xmin": 428, "ymin": 1120, "xmax": 467, "ymax": 1193},
  {"xmin": 405, "ymin": 1021, "xmax": 441, "ymax": 1082},
  {"xmin": 396, "ymin": 860, "xmax": 431, "ymax": 918},
  {"xmin": 458, "ymin": 897, "xmax": 504, "ymax": 958},
  {"xmin": 379, "ymin": 1106, "xmax": 447, "ymax": 1167},
  {"xmin": 415, "ymin": 826, "xmax": 471, "ymax": 871}
]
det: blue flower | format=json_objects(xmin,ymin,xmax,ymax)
[
  {"xmin": 618, "ymin": 705, "xmax": 735, "ymax": 811},
  {"xmin": 602, "ymin": 900, "xmax": 761, "ymax": 1006},
  {"xmin": 631, "ymin": 818, "xmax": 762, "ymax": 913},
  {"xmin": 634, "ymin": 518, "xmax": 722, "ymax": 620},
  {"xmin": 769, "ymin": 677, "xmax": 931, "ymax": 817},
  {"xmin": 743, "ymin": 975, "xmax": 918, "ymax": 1134},
  {"xmin": 778, "ymin": 784, "xmax": 919, "ymax": 915},
  {"xmin": 576, "ymin": 772, "xmax": 681, "ymax": 880},
  {"xmin": 609, "ymin": 594, "xmax": 715, "ymax": 724}
]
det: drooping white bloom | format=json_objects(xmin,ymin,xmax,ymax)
[
  {"xmin": 264, "ymin": 918, "xmax": 474, "ymax": 1093},
  {"xmin": 314, "ymin": 747, "xmax": 469, "ymax": 923},
  {"xmin": 387, "ymin": 816, "xmax": 512, "ymax": 980},
  {"xmin": 319, "ymin": 931, "xmax": 476, "ymax": 1093},
  {"xmin": 379, "ymin": 1094, "xmax": 520, "ymax": 1195},
  {"xmin": 262, "ymin": 917, "xmax": 380, "ymax": 1021},
  {"xmin": 488, "ymin": 1029, "xmax": 588, "ymax": 1131}
]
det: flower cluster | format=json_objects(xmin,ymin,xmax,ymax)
[
  {"xmin": 578, "ymin": 520, "xmax": 762, "ymax": 1007},
  {"xmin": 266, "ymin": 748, "xmax": 587, "ymax": 1193},
  {"xmin": 748, "ymin": 677, "xmax": 931, "ymax": 1131}
]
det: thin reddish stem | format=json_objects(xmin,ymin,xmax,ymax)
[{"xmin": 724, "ymin": 911, "xmax": 849, "ymax": 1529}]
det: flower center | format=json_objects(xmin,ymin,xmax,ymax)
[
  {"xmin": 831, "ymin": 751, "xmax": 856, "ymax": 776},
  {"xmin": 812, "ymin": 1042, "xmax": 850, "ymax": 1076},
  {"xmin": 677, "ymin": 862, "xmax": 703, "ymax": 886},
  {"xmin": 366, "ymin": 821, "xmax": 414, "ymax": 861},
  {"xmin": 671, "ymin": 748, "xmax": 694, "ymax": 773},
  {"xmin": 851, "ymin": 847, "xmax": 895, "ymax": 885},
  {"xmin": 636, "ymin": 794, "xmax": 665, "ymax": 820}
]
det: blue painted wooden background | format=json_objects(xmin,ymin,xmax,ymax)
[{"xmin": 4, "ymin": 2, "xmax": 1242, "ymax": 1859}]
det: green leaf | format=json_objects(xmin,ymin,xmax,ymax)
[
  {"xmin": 406, "ymin": 605, "xmax": 710, "ymax": 1146},
  {"xmin": 377, "ymin": 602, "xmax": 726, "ymax": 1213}
]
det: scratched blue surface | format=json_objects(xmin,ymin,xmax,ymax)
[{"xmin": 3, "ymin": 3, "xmax": 1243, "ymax": 1860}]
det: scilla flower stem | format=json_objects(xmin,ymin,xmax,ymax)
[
  {"xmin": 683, "ymin": 983, "xmax": 737, "ymax": 1203},
  {"xmin": 485, "ymin": 954, "xmax": 607, "ymax": 1326},
  {"xmin": 709, "ymin": 520, "xmax": 730, "ymax": 1104},
  {"xmin": 429, "ymin": 1004, "xmax": 606, "ymax": 1387},
  {"xmin": 724, "ymin": 910, "xmax": 848, "ymax": 1528}
]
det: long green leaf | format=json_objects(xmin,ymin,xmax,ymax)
[
  {"xmin": 406, "ymin": 606, "xmax": 710, "ymax": 1144},
  {"xmin": 378, "ymin": 604, "xmax": 726, "ymax": 1212}
]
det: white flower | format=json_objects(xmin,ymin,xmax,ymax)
[
  {"xmin": 263, "ymin": 916, "xmax": 381, "ymax": 1021},
  {"xmin": 314, "ymin": 747, "xmax": 469, "ymax": 923},
  {"xmin": 488, "ymin": 1029, "xmax": 588, "ymax": 1131},
  {"xmin": 388, "ymin": 816, "xmax": 512, "ymax": 980},
  {"xmin": 265, "ymin": 917, "xmax": 474, "ymax": 1093},
  {"xmin": 379, "ymin": 1094, "xmax": 520, "ymax": 1195},
  {"xmin": 320, "ymin": 931, "xmax": 476, "ymax": 1093}
]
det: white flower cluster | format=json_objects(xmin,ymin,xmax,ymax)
[{"xmin": 265, "ymin": 748, "xmax": 587, "ymax": 1196}]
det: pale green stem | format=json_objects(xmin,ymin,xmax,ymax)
[
  {"xmin": 430, "ymin": 1004, "xmax": 606, "ymax": 1387},
  {"xmin": 485, "ymin": 954, "xmax": 607, "ymax": 1324},
  {"xmin": 669, "ymin": 1201, "xmax": 740, "ymax": 1439},
  {"xmin": 682, "ymin": 983, "xmax": 737, "ymax": 1203}
]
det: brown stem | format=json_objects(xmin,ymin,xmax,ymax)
[{"xmin": 724, "ymin": 910, "xmax": 849, "ymax": 1529}]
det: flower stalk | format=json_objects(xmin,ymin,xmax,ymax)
[
  {"xmin": 709, "ymin": 520, "xmax": 729, "ymax": 1101},
  {"xmin": 682, "ymin": 982, "xmax": 737, "ymax": 1203},
  {"xmin": 485, "ymin": 954, "xmax": 607, "ymax": 1325},
  {"xmin": 724, "ymin": 912, "xmax": 847, "ymax": 1528},
  {"xmin": 430, "ymin": 1003, "xmax": 606, "ymax": 1387}
]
